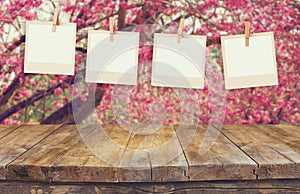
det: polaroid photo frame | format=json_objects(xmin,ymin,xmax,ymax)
[
  {"xmin": 85, "ymin": 30, "xmax": 139, "ymax": 85},
  {"xmin": 24, "ymin": 21, "xmax": 77, "ymax": 75},
  {"xmin": 151, "ymin": 33, "xmax": 206, "ymax": 89},
  {"xmin": 221, "ymin": 32, "xmax": 278, "ymax": 90}
]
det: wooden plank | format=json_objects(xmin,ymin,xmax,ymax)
[
  {"xmin": 254, "ymin": 125, "xmax": 300, "ymax": 151},
  {"xmin": 254, "ymin": 124, "xmax": 300, "ymax": 178},
  {"xmin": 3, "ymin": 124, "xmax": 300, "ymax": 183},
  {"xmin": 51, "ymin": 124, "xmax": 134, "ymax": 182},
  {"xmin": 0, "ymin": 125, "xmax": 19, "ymax": 139},
  {"xmin": 1, "ymin": 179, "xmax": 300, "ymax": 193},
  {"xmin": 177, "ymin": 125, "xmax": 257, "ymax": 181},
  {"xmin": 8, "ymin": 124, "xmax": 135, "ymax": 182},
  {"xmin": 118, "ymin": 124, "xmax": 152, "ymax": 182},
  {"xmin": 0, "ymin": 125, "xmax": 61, "ymax": 180},
  {"xmin": 151, "ymin": 153, "xmax": 188, "ymax": 182},
  {"xmin": 7, "ymin": 125, "xmax": 79, "ymax": 182},
  {"xmin": 53, "ymin": 124, "xmax": 187, "ymax": 182},
  {"xmin": 222, "ymin": 124, "xmax": 300, "ymax": 179},
  {"xmin": 147, "ymin": 125, "xmax": 188, "ymax": 182},
  {"xmin": 121, "ymin": 124, "xmax": 188, "ymax": 182}
]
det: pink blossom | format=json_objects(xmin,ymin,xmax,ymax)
[
  {"xmin": 149, "ymin": 10, "xmax": 156, "ymax": 17},
  {"xmin": 20, "ymin": 90, "xmax": 31, "ymax": 98},
  {"xmin": 54, "ymin": 88, "xmax": 63, "ymax": 95},
  {"xmin": 0, "ymin": 0, "xmax": 298, "ymax": 125}
]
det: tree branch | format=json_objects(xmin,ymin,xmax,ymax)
[
  {"xmin": 4, "ymin": 35, "xmax": 25, "ymax": 54},
  {"xmin": 118, "ymin": 0, "xmax": 127, "ymax": 29},
  {"xmin": 0, "ymin": 73, "xmax": 22, "ymax": 107},
  {"xmin": 76, "ymin": 47, "xmax": 87, "ymax": 53},
  {"xmin": 76, "ymin": 0, "xmax": 96, "ymax": 21},
  {"xmin": 0, "ymin": 83, "xmax": 62, "ymax": 122},
  {"xmin": 41, "ymin": 89, "xmax": 104, "ymax": 124},
  {"xmin": 207, "ymin": 36, "xmax": 221, "ymax": 47}
]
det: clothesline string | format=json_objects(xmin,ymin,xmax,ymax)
[{"xmin": 0, "ymin": 18, "xmax": 299, "ymax": 38}]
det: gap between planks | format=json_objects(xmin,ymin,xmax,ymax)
[
  {"xmin": 175, "ymin": 125, "xmax": 257, "ymax": 181},
  {"xmin": 212, "ymin": 124, "xmax": 260, "ymax": 179},
  {"xmin": 173, "ymin": 125, "xmax": 190, "ymax": 180},
  {"xmin": 5, "ymin": 124, "xmax": 64, "ymax": 168},
  {"xmin": 0, "ymin": 124, "xmax": 63, "ymax": 180},
  {"xmin": 221, "ymin": 124, "xmax": 300, "ymax": 179},
  {"xmin": 0, "ymin": 125, "xmax": 21, "ymax": 141},
  {"xmin": 2, "ymin": 124, "xmax": 299, "ymax": 182}
]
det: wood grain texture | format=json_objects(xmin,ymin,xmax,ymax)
[
  {"xmin": 151, "ymin": 125, "xmax": 189, "ymax": 182},
  {"xmin": 50, "ymin": 124, "xmax": 187, "ymax": 182},
  {"xmin": 151, "ymin": 152, "xmax": 188, "ymax": 182},
  {"xmin": 124, "ymin": 125, "xmax": 188, "ymax": 182},
  {"xmin": 1, "ymin": 179, "xmax": 300, "ymax": 193},
  {"xmin": 1, "ymin": 124, "xmax": 300, "ymax": 183},
  {"xmin": 0, "ymin": 125, "xmax": 61, "ymax": 180},
  {"xmin": 7, "ymin": 125, "xmax": 78, "ymax": 181},
  {"xmin": 222, "ymin": 124, "xmax": 300, "ymax": 179},
  {"xmin": 7, "ymin": 124, "xmax": 136, "ymax": 182},
  {"xmin": 0, "ymin": 125, "xmax": 19, "ymax": 140},
  {"xmin": 254, "ymin": 124, "xmax": 300, "ymax": 152},
  {"xmin": 254, "ymin": 124, "xmax": 300, "ymax": 179},
  {"xmin": 178, "ymin": 125, "xmax": 257, "ymax": 181},
  {"xmin": 51, "ymin": 124, "xmax": 134, "ymax": 182}
]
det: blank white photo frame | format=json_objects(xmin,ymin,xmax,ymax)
[
  {"xmin": 24, "ymin": 21, "xmax": 77, "ymax": 75},
  {"xmin": 152, "ymin": 33, "xmax": 206, "ymax": 89},
  {"xmin": 86, "ymin": 30, "xmax": 139, "ymax": 85},
  {"xmin": 221, "ymin": 32, "xmax": 278, "ymax": 90}
]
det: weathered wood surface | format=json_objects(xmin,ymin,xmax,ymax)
[
  {"xmin": 51, "ymin": 124, "xmax": 134, "ymax": 182},
  {"xmin": 7, "ymin": 125, "xmax": 80, "ymax": 181},
  {"xmin": 0, "ymin": 124, "xmax": 299, "ymax": 183},
  {"xmin": 126, "ymin": 124, "xmax": 188, "ymax": 182},
  {"xmin": 221, "ymin": 124, "xmax": 300, "ymax": 179},
  {"xmin": 0, "ymin": 125, "xmax": 61, "ymax": 180},
  {"xmin": 178, "ymin": 125, "xmax": 257, "ymax": 180},
  {"xmin": 0, "ymin": 125, "xmax": 19, "ymax": 140},
  {"xmin": 7, "ymin": 124, "xmax": 135, "ymax": 182},
  {"xmin": 1, "ymin": 179, "xmax": 300, "ymax": 194}
]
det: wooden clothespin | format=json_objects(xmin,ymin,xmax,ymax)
[
  {"xmin": 109, "ymin": 17, "xmax": 115, "ymax": 42},
  {"xmin": 245, "ymin": 21, "xmax": 250, "ymax": 47},
  {"xmin": 52, "ymin": 8, "xmax": 60, "ymax": 32},
  {"xmin": 177, "ymin": 18, "xmax": 185, "ymax": 43}
]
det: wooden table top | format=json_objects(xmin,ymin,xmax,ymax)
[{"xmin": 0, "ymin": 124, "xmax": 299, "ymax": 183}]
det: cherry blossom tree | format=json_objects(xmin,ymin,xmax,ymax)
[{"xmin": 0, "ymin": 0, "xmax": 299, "ymax": 124}]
